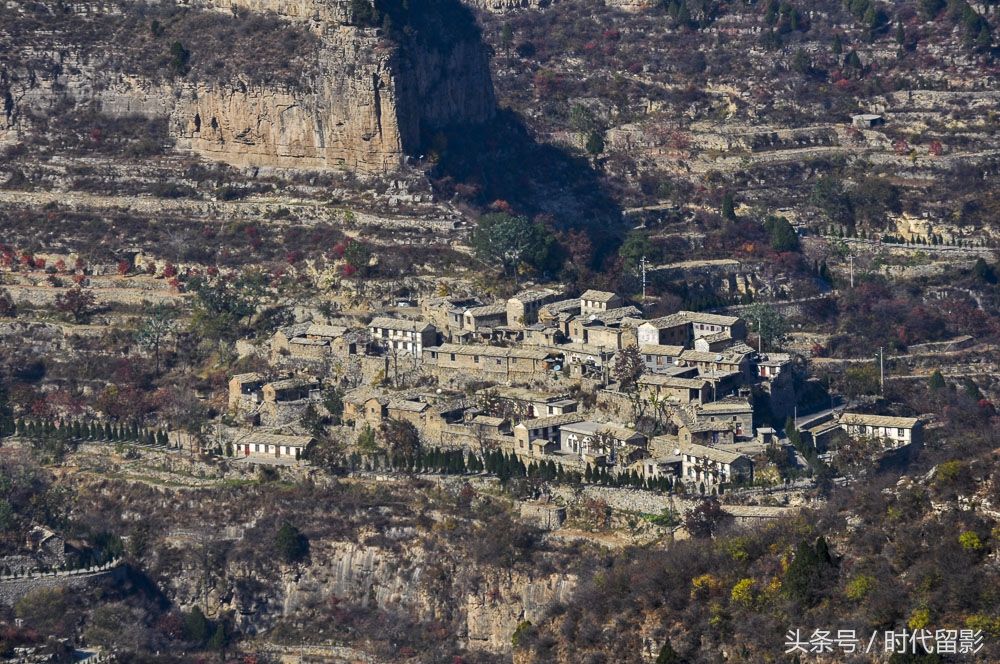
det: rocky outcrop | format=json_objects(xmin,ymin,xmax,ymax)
[
  {"xmin": 1, "ymin": 0, "xmax": 495, "ymax": 175},
  {"xmin": 167, "ymin": 538, "xmax": 573, "ymax": 654}
]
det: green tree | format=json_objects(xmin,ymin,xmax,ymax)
[
  {"xmin": 0, "ymin": 288, "xmax": 15, "ymax": 318},
  {"xmin": 919, "ymin": 0, "xmax": 945, "ymax": 19},
  {"xmin": 499, "ymin": 23, "xmax": 514, "ymax": 59},
  {"xmin": 745, "ymin": 302, "xmax": 788, "ymax": 351},
  {"xmin": 323, "ymin": 387, "xmax": 345, "ymax": 424},
  {"xmin": 784, "ymin": 537, "xmax": 836, "ymax": 605},
  {"xmin": 851, "ymin": 177, "xmax": 901, "ymax": 226},
  {"xmin": 928, "ymin": 370, "xmax": 946, "ymax": 390},
  {"xmin": 183, "ymin": 606, "xmax": 210, "ymax": 645},
  {"xmin": 763, "ymin": 215, "xmax": 799, "ymax": 252},
  {"xmin": 972, "ymin": 258, "xmax": 997, "ymax": 284},
  {"xmin": 585, "ymin": 130, "xmax": 605, "ymax": 155},
  {"xmin": 208, "ymin": 624, "xmax": 227, "ymax": 656},
  {"xmin": 721, "ymin": 191, "xmax": 736, "ymax": 220},
  {"xmin": 275, "ymin": 522, "xmax": 308, "ymax": 563},
  {"xmin": 0, "ymin": 381, "xmax": 13, "ymax": 437},
  {"xmin": 169, "ymin": 41, "xmax": 190, "ymax": 76},
  {"xmin": 684, "ymin": 499, "xmax": 726, "ymax": 539},
  {"xmin": 136, "ymin": 303, "xmax": 178, "ymax": 375},
  {"xmin": 189, "ymin": 272, "xmax": 266, "ymax": 343},
  {"xmin": 618, "ymin": 231, "xmax": 653, "ymax": 272},
  {"xmin": 342, "ymin": 240, "xmax": 373, "ymax": 276},
  {"xmin": 349, "ymin": 0, "xmax": 379, "ymax": 26},
  {"xmin": 844, "ymin": 364, "xmax": 880, "ymax": 398},
  {"xmin": 470, "ymin": 213, "xmax": 559, "ymax": 279},
  {"xmin": 656, "ymin": 640, "xmax": 683, "ymax": 663},
  {"xmin": 357, "ymin": 424, "xmax": 379, "ymax": 454}
]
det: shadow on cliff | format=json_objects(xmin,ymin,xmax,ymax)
[{"xmin": 426, "ymin": 109, "xmax": 626, "ymax": 264}]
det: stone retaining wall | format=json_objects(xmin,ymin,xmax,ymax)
[{"xmin": 0, "ymin": 561, "xmax": 126, "ymax": 606}]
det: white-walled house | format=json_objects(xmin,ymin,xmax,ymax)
[
  {"xmin": 839, "ymin": 413, "xmax": 924, "ymax": 448},
  {"xmin": 236, "ymin": 432, "xmax": 313, "ymax": 463},
  {"xmin": 369, "ymin": 317, "xmax": 438, "ymax": 357}
]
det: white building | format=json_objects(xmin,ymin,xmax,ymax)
[{"xmin": 368, "ymin": 317, "xmax": 438, "ymax": 357}]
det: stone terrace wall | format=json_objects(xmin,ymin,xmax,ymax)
[{"xmin": 0, "ymin": 560, "xmax": 126, "ymax": 606}]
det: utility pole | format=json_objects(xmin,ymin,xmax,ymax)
[
  {"xmin": 877, "ymin": 346, "xmax": 885, "ymax": 394},
  {"xmin": 849, "ymin": 255, "xmax": 855, "ymax": 288},
  {"xmin": 640, "ymin": 255, "xmax": 648, "ymax": 301}
]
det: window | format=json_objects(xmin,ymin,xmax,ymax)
[
  {"xmin": 450, "ymin": 353, "xmax": 456, "ymax": 361},
  {"xmin": 474, "ymin": 355, "xmax": 479, "ymax": 363}
]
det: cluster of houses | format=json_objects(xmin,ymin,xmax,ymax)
[{"xmin": 223, "ymin": 287, "xmax": 925, "ymax": 489}]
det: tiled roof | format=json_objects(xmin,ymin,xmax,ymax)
[
  {"xmin": 679, "ymin": 311, "xmax": 743, "ymax": 326},
  {"xmin": 580, "ymin": 289, "xmax": 619, "ymax": 302},
  {"xmin": 369, "ymin": 317, "xmax": 434, "ymax": 332},
  {"xmin": 840, "ymin": 413, "xmax": 921, "ymax": 428}
]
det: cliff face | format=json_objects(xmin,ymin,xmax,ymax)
[
  {"xmin": 166, "ymin": 539, "xmax": 575, "ymax": 654},
  {"xmin": 0, "ymin": 0, "xmax": 495, "ymax": 175}
]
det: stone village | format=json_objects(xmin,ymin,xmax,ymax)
[{"xmin": 222, "ymin": 285, "xmax": 926, "ymax": 500}]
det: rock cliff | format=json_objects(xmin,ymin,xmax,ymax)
[
  {"xmin": 0, "ymin": 0, "xmax": 495, "ymax": 175},
  {"xmin": 166, "ymin": 539, "xmax": 575, "ymax": 654}
]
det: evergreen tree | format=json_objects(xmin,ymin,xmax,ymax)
[
  {"xmin": 928, "ymin": 370, "xmax": 946, "ymax": 390},
  {"xmin": 721, "ymin": 192, "xmax": 736, "ymax": 220}
]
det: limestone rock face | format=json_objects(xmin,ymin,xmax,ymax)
[
  {"xmin": 0, "ymin": 0, "xmax": 495, "ymax": 175},
  {"xmin": 172, "ymin": 30, "xmax": 405, "ymax": 173},
  {"xmin": 165, "ymin": 538, "xmax": 574, "ymax": 655}
]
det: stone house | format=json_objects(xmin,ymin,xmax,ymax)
[
  {"xmin": 839, "ymin": 413, "xmax": 924, "ymax": 448},
  {"xmin": 513, "ymin": 413, "xmax": 585, "ymax": 455},
  {"xmin": 368, "ymin": 317, "xmax": 438, "ymax": 358},
  {"xmin": 461, "ymin": 303, "xmax": 508, "ymax": 331},
  {"xmin": 852, "ymin": 113, "xmax": 884, "ymax": 129},
  {"xmin": 271, "ymin": 323, "xmax": 312, "ymax": 355},
  {"xmin": 420, "ymin": 295, "xmax": 482, "ymax": 334},
  {"xmin": 477, "ymin": 386, "xmax": 578, "ymax": 419},
  {"xmin": 678, "ymin": 442, "xmax": 754, "ymax": 486},
  {"xmin": 263, "ymin": 377, "xmax": 319, "ymax": 404},
  {"xmin": 579, "ymin": 289, "xmax": 623, "ymax": 315},
  {"xmin": 522, "ymin": 324, "xmax": 565, "ymax": 346},
  {"xmin": 680, "ymin": 311, "xmax": 747, "ymax": 341},
  {"xmin": 423, "ymin": 343, "xmax": 561, "ymax": 383},
  {"xmin": 506, "ymin": 289, "xmax": 563, "ymax": 328},
  {"xmin": 634, "ymin": 313, "xmax": 692, "ymax": 347},
  {"xmin": 638, "ymin": 374, "xmax": 711, "ymax": 405},
  {"xmin": 228, "ymin": 372, "xmax": 265, "ymax": 411},
  {"xmin": 386, "ymin": 399, "xmax": 429, "ymax": 428},
  {"xmin": 639, "ymin": 344, "xmax": 685, "ymax": 374},
  {"xmin": 25, "ymin": 527, "xmax": 67, "ymax": 568},
  {"xmin": 234, "ymin": 431, "xmax": 313, "ymax": 463},
  {"xmin": 693, "ymin": 398, "xmax": 754, "ymax": 438},
  {"xmin": 678, "ymin": 349, "xmax": 754, "ymax": 382},
  {"xmin": 343, "ymin": 389, "xmax": 390, "ymax": 429},
  {"xmin": 676, "ymin": 419, "xmax": 737, "ymax": 447},
  {"xmin": 539, "ymin": 299, "xmax": 582, "ymax": 327},
  {"xmin": 558, "ymin": 420, "xmax": 648, "ymax": 468},
  {"xmin": 756, "ymin": 353, "xmax": 793, "ymax": 379},
  {"xmin": 568, "ymin": 306, "xmax": 641, "ymax": 349},
  {"xmin": 520, "ymin": 498, "xmax": 566, "ymax": 530},
  {"xmin": 693, "ymin": 330, "xmax": 733, "ymax": 352}
]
